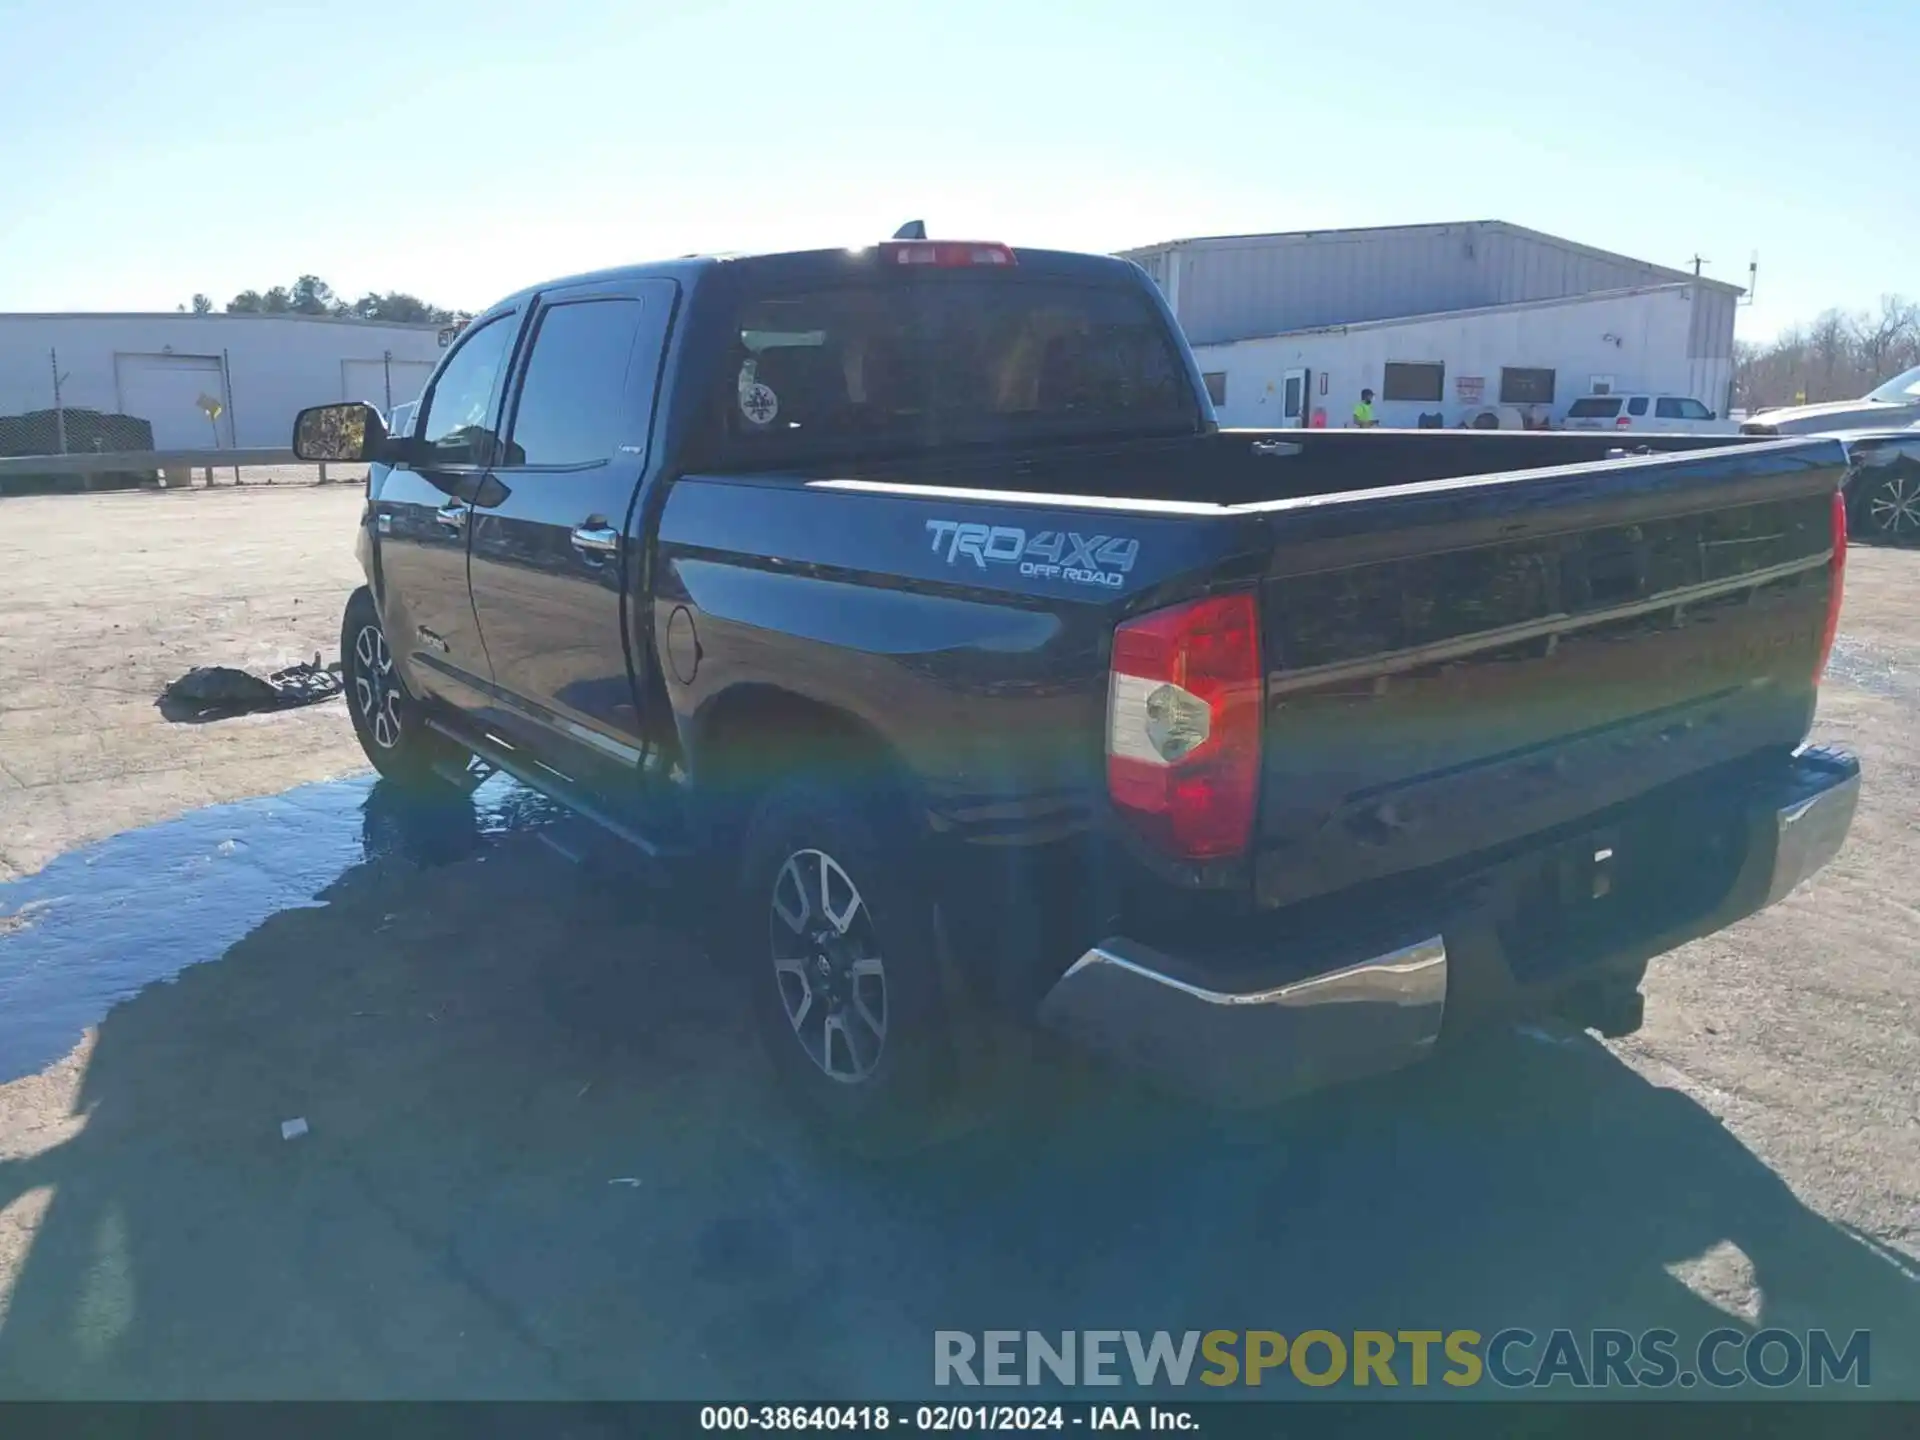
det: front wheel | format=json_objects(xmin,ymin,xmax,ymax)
[
  {"xmin": 737, "ymin": 779, "xmax": 957, "ymax": 1151},
  {"xmin": 341, "ymin": 586, "xmax": 467, "ymax": 788}
]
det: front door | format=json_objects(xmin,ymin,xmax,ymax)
[
  {"xmin": 1282, "ymin": 367, "xmax": 1310, "ymax": 428},
  {"xmin": 371, "ymin": 310, "xmax": 520, "ymax": 710},
  {"xmin": 465, "ymin": 279, "xmax": 677, "ymax": 778}
]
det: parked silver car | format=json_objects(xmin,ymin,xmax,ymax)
[{"xmin": 1741, "ymin": 364, "xmax": 1920, "ymax": 435}]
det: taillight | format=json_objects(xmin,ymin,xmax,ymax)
[
  {"xmin": 878, "ymin": 240, "xmax": 1017, "ymax": 268},
  {"xmin": 1107, "ymin": 593, "xmax": 1262, "ymax": 860},
  {"xmin": 1615, "ymin": 414, "xmax": 1633, "ymax": 427},
  {"xmin": 1815, "ymin": 487, "xmax": 1847, "ymax": 682}
]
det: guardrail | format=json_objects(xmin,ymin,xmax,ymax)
[
  {"xmin": 0, "ymin": 447, "xmax": 362, "ymax": 491},
  {"xmin": 0, "ymin": 447, "xmax": 295, "ymax": 476}
]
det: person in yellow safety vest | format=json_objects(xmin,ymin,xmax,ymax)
[{"xmin": 1352, "ymin": 388, "xmax": 1378, "ymax": 428}]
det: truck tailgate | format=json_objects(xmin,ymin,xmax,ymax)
[{"xmin": 1251, "ymin": 439, "xmax": 1847, "ymax": 909}]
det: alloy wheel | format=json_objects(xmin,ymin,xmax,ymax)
[
  {"xmin": 769, "ymin": 847, "xmax": 889, "ymax": 1084},
  {"xmin": 1867, "ymin": 472, "xmax": 1920, "ymax": 541},
  {"xmin": 352, "ymin": 623, "xmax": 403, "ymax": 750}
]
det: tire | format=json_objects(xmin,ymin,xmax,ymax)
[
  {"xmin": 341, "ymin": 586, "xmax": 468, "ymax": 788},
  {"xmin": 736, "ymin": 777, "xmax": 956, "ymax": 1152},
  {"xmin": 1856, "ymin": 464, "xmax": 1920, "ymax": 546}
]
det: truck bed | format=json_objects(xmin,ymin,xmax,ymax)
[{"xmin": 667, "ymin": 428, "xmax": 1847, "ymax": 968}]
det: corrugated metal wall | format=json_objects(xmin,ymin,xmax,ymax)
[
  {"xmin": 1128, "ymin": 223, "xmax": 1741, "ymax": 360},
  {"xmin": 1143, "ymin": 225, "xmax": 1491, "ymax": 346}
]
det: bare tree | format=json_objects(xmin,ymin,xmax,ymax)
[
  {"xmin": 1734, "ymin": 297, "xmax": 1919, "ymax": 411},
  {"xmin": 1854, "ymin": 295, "xmax": 1920, "ymax": 377}
]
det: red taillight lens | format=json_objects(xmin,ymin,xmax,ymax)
[
  {"xmin": 1815, "ymin": 487, "xmax": 1847, "ymax": 682},
  {"xmin": 878, "ymin": 241, "xmax": 1018, "ymax": 268},
  {"xmin": 1615, "ymin": 414, "xmax": 1632, "ymax": 427},
  {"xmin": 1107, "ymin": 593, "xmax": 1262, "ymax": 860}
]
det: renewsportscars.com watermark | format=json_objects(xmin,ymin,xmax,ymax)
[{"xmin": 934, "ymin": 1328, "xmax": 1871, "ymax": 1391}]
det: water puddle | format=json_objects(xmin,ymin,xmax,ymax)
[{"xmin": 0, "ymin": 774, "xmax": 561, "ymax": 1084}]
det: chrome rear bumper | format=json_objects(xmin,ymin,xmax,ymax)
[
  {"xmin": 1037, "ymin": 935, "xmax": 1448, "ymax": 1102},
  {"xmin": 1759, "ymin": 746, "xmax": 1860, "ymax": 909},
  {"xmin": 1040, "ymin": 746, "xmax": 1858, "ymax": 1103}
]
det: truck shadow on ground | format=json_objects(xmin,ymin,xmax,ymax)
[{"xmin": 0, "ymin": 782, "xmax": 1913, "ymax": 1400}]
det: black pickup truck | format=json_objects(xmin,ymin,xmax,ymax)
[{"xmin": 295, "ymin": 235, "xmax": 1859, "ymax": 1138}]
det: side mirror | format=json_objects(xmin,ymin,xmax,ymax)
[
  {"xmin": 1708, "ymin": 410, "xmax": 1718, "ymax": 421},
  {"xmin": 292, "ymin": 402, "xmax": 389, "ymax": 462}
]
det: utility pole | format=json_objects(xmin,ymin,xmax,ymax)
[{"xmin": 50, "ymin": 348, "xmax": 68, "ymax": 453}]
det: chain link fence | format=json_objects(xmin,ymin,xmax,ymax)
[
  {"xmin": 0, "ymin": 346, "xmax": 164, "ymax": 493},
  {"xmin": 1, "ymin": 345, "xmax": 361, "ymax": 495}
]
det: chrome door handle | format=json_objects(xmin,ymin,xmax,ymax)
[
  {"xmin": 570, "ymin": 523, "xmax": 619, "ymax": 556},
  {"xmin": 435, "ymin": 502, "xmax": 468, "ymax": 530}
]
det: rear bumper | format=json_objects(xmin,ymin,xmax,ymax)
[{"xmin": 1038, "ymin": 745, "xmax": 1859, "ymax": 1102}]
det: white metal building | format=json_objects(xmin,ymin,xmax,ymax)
[
  {"xmin": 1119, "ymin": 221, "xmax": 1743, "ymax": 428},
  {"xmin": 0, "ymin": 312, "xmax": 446, "ymax": 451}
]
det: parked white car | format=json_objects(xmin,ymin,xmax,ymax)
[
  {"xmin": 1562, "ymin": 394, "xmax": 1734, "ymax": 435},
  {"xmin": 1740, "ymin": 364, "xmax": 1920, "ymax": 436}
]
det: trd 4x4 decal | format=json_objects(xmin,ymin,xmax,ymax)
[{"xmin": 924, "ymin": 520, "xmax": 1140, "ymax": 590}]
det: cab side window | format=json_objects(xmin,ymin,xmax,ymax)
[
  {"xmin": 503, "ymin": 298, "xmax": 647, "ymax": 468},
  {"xmin": 417, "ymin": 316, "xmax": 515, "ymax": 466}
]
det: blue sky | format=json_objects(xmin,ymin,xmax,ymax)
[{"xmin": 0, "ymin": 0, "xmax": 1910, "ymax": 339}]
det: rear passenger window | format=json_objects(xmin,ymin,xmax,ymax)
[
  {"xmin": 1628, "ymin": 397, "xmax": 1650, "ymax": 416},
  {"xmin": 505, "ymin": 299, "xmax": 646, "ymax": 467}
]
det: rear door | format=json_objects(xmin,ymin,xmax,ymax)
[
  {"xmin": 372, "ymin": 311, "xmax": 521, "ymax": 710},
  {"xmin": 1657, "ymin": 396, "xmax": 1720, "ymax": 433},
  {"xmin": 465, "ymin": 278, "xmax": 676, "ymax": 776}
]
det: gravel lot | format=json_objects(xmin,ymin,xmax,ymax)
[{"xmin": 0, "ymin": 485, "xmax": 1915, "ymax": 1401}]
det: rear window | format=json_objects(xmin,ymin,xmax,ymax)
[
  {"xmin": 1567, "ymin": 397, "xmax": 1622, "ymax": 418},
  {"xmin": 712, "ymin": 274, "xmax": 1195, "ymax": 465}
]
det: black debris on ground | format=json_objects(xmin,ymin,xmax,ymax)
[{"xmin": 157, "ymin": 656, "xmax": 344, "ymax": 722}]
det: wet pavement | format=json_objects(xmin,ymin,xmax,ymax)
[
  {"xmin": 0, "ymin": 776, "xmax": 562, "ymax": 1085},
  {"xmin": 1, "ymin": 770, "xmax": 1916, "ymax": 1400}
]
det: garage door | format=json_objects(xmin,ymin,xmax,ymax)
[
  {"xmin": 342, "ymin": 358, "xmax": 436, "ymax": 414},
  {"xmin": 115, "ymin": 353, "xmax": 233, "ymax": 449}
]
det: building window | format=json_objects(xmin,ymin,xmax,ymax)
[
  {"xmin": 1500, "ymin": 367, "xmax": 1556, "ymax": 405},
  {"xmin": 1382, "ymin": 362, "xmax": 1444, "ymax": 403},
  {"xmin": 1202, "ymin": 372, "xmax": 1228, "ymax": 407}
]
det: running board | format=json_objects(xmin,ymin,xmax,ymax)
[
  {"xmin": 429, "ymin": 755, "xmax": 498, "ymax": 794},
  {"xmin": 424, "ymin": 717, "xmax": 687, "ymax": 863}
]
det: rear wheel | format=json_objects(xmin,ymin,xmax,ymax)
[
  {"xmin": 1859, "ymin": 465, "xmax": 1920, "ymax": 545},
  {"xmin": 341, "ymin": 586, "xmax": 467, "ymax": 788},
  {"xmin": 738, "ymin": 778, "xmax": 957, "ymax": 1151}
]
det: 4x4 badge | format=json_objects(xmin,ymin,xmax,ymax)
[{"xmin": 924, "ymin": 520, "xmax": 1139, "ymax": 590}]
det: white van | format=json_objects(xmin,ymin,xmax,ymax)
[{"xmin": 1563, "ymin": 394, "xmax": 1734, "ymax": 435}]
